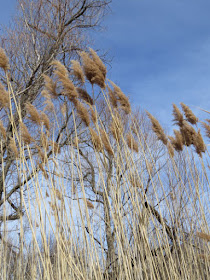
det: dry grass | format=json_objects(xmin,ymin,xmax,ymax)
[{"xmin": 0, "ymin": 50, "xmax": 209, "ymax": 280}]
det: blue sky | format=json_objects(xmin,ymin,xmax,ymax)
[{"xmin": 1, "ymin": 0, "xmax": 210, "ymax": 127}]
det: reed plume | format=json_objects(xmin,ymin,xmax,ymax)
[
  {"xmin": 90, "ymin": 106, "xmax": 97, "ymax": 125},
  {"xmin": 180, "ymin": 102, "xmax": 198, "ymax": 124},
  {"xmin": 89, "ymin": 127, "xmax": 103, "ymax": 152},
  {"xmin": 0, "ymin": 48, "xmax": 9, "ymax": 71},
  {"xmin": 55, "ymin": 189, "xmax": 62, "ymax": 201},
  {"xmin": 180, "ymin": 121, "xmax": 196, "ymax": 146},
  {"xmin": 52, "ymin": 60, "xmax": 78, "ymax": 100},
  {"xmin": 25, "ymin": 103, "xmax": 41, "ymax": 125},
  {"xmin": 169, "ymin": 130, "xmax": 183, "ymax": 151},
  {"xmin": 0, "ymin": 121, "xmax": 6, "ymax": 139},
  {"xmin": 202, "ymin": 121, "xmax": 210, "ymax": 138},
  {"xmin": 109, "ymin": 81, "xmax": 131, "ymax": 114},
  {"xmin": 167, "ymin": 141, "xmax": 174, "ymax": 158},
  {"xmin": 89, "ymin": 48, "xmax": 107, "ymax": 79},
  {"xmin": 40, "ymin": 112, "xmax": 50, "ymax": 131},
  {"xmin": 38, "ymin": 163, "xmax": 48, "ymax": 179},
  {"xmin": 8, "ymin": 137, "xmax": 18, "ymax": 158},
  {"xmin": 193, "ymin": 129, "xmax": 206, "ymax": 156},
  {"xmin": 147, "ymin": 112, "xmax": 168, "ymax": 145},
  {"xmin": 20, "ymin": 122, "xmax": 34, "ymax": 144},
  {"xmin": 108, "ymin": 86, "xmax": 118, "ymax": 108},
  {"xmin": 110, "ymin": 114, "xmax": 124, "ymax": 142},
  {"xmin": 100, "ymin": 129, "xmax": 114, "ymax": 156},
  {"xmin": 86, "ymin": 199, "xmax": 94, "ymax": 209},
  {"xmin": 80, "ymin": 51, "xmax": 105, "ymax": 89},
  {"xmin": 196, "ymin": 231, "xmax": 210, "ymax": 242},
  {"xmin": 71, "ymin": 60, "xmax": 85, "ymax": 83},
  {"xmin": 76, "ymin": 88, "xmax": 93, "ymax": 105},
  {"xmin": 0, "ymin": 83, "xmax": 10, "ymax": 108},
  {"xmin": 74, "ymin": 100, "xmax": 90, "ymax": 127},
  {"xmin": 126, "ymin": 132, "xmax": 139, "ymax": 153},
  {"xmin": 43, "ymin": 74, "xmax": 57, "ymax": 98},
  {"xmin": 172, "ymin": 104, "xmax": 184, "ymax": 127}
]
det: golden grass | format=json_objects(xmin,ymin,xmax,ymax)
[{"xmin": 0, "ymin": 49, "xmax": 209, "ymax": 280}]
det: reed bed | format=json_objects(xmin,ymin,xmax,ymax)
[{"xmin": 0, "ymin": 48, "xmax": 209, "ymax": 279}]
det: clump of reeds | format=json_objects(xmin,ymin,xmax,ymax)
[
  {"xmin": 71, "ymin": 60, "xmax": 85, "ymax": 84},
  {"xmin": 146, "ymin": 112, "xmax": 168, "ymax": 145},
  {"xmin": 0, "ymin": 48, "xmax": 9, "ymax": 71}
]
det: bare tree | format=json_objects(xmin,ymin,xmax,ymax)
[{"xmin": 0, "ymin": 0, "xmax": 110, "ymax": 225}]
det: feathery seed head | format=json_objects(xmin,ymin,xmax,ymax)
[
  {"xmin": 43, "ymin": 74, "xmax": 57, "ymax": 98},
  {"xmin": 25, "ymin": 103, "xmax": 41, "ymax": 125},
  {"xmin": 20, "ymin": 122, "xmax": 34, "ymax": 145},
  {"xmin": 180, "ymin": 121, "xmax": 196, "ymax": 146},
  {"xmin": 167, "ymin": 141, "xmax": 174, "ymax": 158},
  {"xmin": 180, "ymin": 102, "xmax": 198, "ymax": 124},
  {"xmin": 0, "ymin": 83, "xmax": 10, "ymax": 108},
  {"xmin": 89, "ymin": 48, "xmax": 107, "ymax": 79},
  {"xmin": 89, "ymin": 127, "xmax": 103, "ymax": 152},
  {"xmin": 100, "ymin": 129, "xmax": 114, "ymax": 156},
  {"xmin": 80, "ymin": 51, "xmax": 106, "ymax": 89},
  {"xmin": 71, "ymin": 60, "xmax": 85, "ymax": 83},
  {"xmin": 169, "ymin": 130, "xmax": 183, "ymax": 151},
  {"xmin": 90, "ymin": 106, "xmax": 97, "ymax": 125},
  {"xmin": 76, "ymin": 87, "xmax": 93, "ymax": 105},
  {"xmin": 75, "ymin": 101, "xmax": 90, "ymax": 127},
  {"xmin": 147, "ymin": 112, "xmax": 168, "ymax": 145},
  {"xmin": 109, "ymin": 81, "xmax": 131, "ymax": 114},
  {"xmin": 196, "ymin": 231, "xmax": 210, "ymax": 242},
  {"xmin": 8, "ymin": 137, "xmax": 18, "ymax": 158},
  {"xmin": 0, "ymin": 48, "xmax": 9, "ymax": 71},
  {"xmin": 126, "ymin": 132, "xmax": 139, "ymax": 153},
  {"xmin": 193, "ymin": 129, "xmax": 206, "ymax": 157},
  {"xmin": 0, "ymin": 120, "xmax": 6, "ymax": 139},
  {"xmin": 202, "ymin": 121, "xmax": 210, "ymax": 138},
  {"xmin": 172, "ymin": 104, "xmax": 184, "ymax": 127},
  {"xmin": 86, "ymin": 199, "xmax": 94, "ymax": 209},
  {"xmin": 40, "ymin": 112, "xmax": 50, "ymax": 131},
  {"xmin": 108, "ymin": 86, "xmax": 118, "ymax": 108}
]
